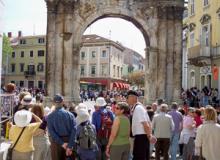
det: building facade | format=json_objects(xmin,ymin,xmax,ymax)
[
  {"xmin": 3, "ymin": 34, "xmax": 137, "ymax": 90},
  {"xmin": 0, "ymin": 0, "xmax": 4, "ymax": 86},
  {"xmin": 4, "ymin": 33, "xmax": 46, "ymax": 89},
  {"xmin": 185, "ymin": 0, "xmax": 220, "ymax": 90}
]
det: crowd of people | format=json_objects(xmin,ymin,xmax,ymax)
[{"xmin": 1, "ymin": 83, "xmax": 220, "ymax": 160}]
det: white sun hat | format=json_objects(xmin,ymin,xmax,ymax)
[
  {"xmin": 14, "ymin": 110, "xmax": 32, "ymax": 127},
  {"xmin": 21, "ymin": 95, "xmax": 33, "ymax": 106},
  {"xmin": 76, "ymin": 109, "xmax": 90, "ymax": 125},
  {"xmin": 95, "ymin": 97, "xmax": 107, "ymax": 107},
  {"xmin": 76, "ymin": 103, "xmax": 88, "ymax": 114}
]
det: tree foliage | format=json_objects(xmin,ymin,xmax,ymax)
[
  {"xmin": 127, "ymin": 71, "xmax": 145, "ymax": 88},
  {"xmin": 2, "ymin": 34, "xmax": 13, "ymax": 65}
]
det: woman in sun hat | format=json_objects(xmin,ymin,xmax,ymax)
[
  {"xmin": 9, "ymin": 110, "xmax": 42, "ymax": 160},
  {"xmin": 76, "ymin": 109, "xmax": 98, "ymax": 160}
]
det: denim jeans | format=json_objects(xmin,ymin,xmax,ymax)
[{"xmin": 170, "ymin": 132, "xmax": 180, "ymax": 160}]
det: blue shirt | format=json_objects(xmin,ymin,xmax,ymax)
[
  {"xmin": 92, "ymin": 107, "xmax": 114, "ymax": 132},
  {"xmin": 47, "ymin": 107, "xmax": 76, "ymax": 148}
]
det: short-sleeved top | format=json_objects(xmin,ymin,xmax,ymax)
[
  {"xmin": 132, "ymin": 103, "xmax": 150, "ymax": 136},
  {"xmin": 9, "ymin": 122, "xmax": 41, "ymax": 152},
  {"xmin": 112, "ymin": 115, "xmax": 130, "ymax": 146}
]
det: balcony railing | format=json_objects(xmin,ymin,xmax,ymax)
[
  {"xmin": 188, "ymin": 45, "xmax": 211, "ymax": 60},
  {"xmin": 24, "ymin": 70, "xmax": 36, "ymax": 77},
  {"xmin": 211, "ymin": 46, "xmax": 220, "ymax": 58}
]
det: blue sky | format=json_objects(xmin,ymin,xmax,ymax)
[{"xmin": 3, "ymin": 0, "xmax": 145, "ymax": 57}]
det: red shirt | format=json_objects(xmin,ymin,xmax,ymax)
[{"xmin": 194, "ymin": 116, "xmax": 203, "ymax": 127}]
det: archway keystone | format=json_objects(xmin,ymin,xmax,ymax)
[{"xmin": 45, "ymin": 0, "xmax": 184, "ymax": 104}]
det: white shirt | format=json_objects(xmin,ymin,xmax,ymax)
[
  {"xmin": 195, "ymin": 121, "xmax": 220, "ymax": 160},
  {"xmin": 132, "ymin": 103, "xmax": 150, "ymax": 136}
]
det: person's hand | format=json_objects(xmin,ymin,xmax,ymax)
[
  {"xmin": 62, "ymin": 143, "xmax": 68, "ymax": 150},
  {"xmin": 105, "ymin": 146, "xmax": 110, "ymax": 158},
  {"xmin": 149, "ymin": 135, "xmax": 157, "ymax": 144},
  {"xmin": 66, "ymin": 148, "xmax": 73, "ymax": 156}
]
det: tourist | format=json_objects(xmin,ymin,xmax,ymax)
[
  {"xmin": 179, "ymin": 108, "xmax": 196, "ymax": 160},
  {"xmin": 152, "ymin": 104, "xmax": 174, "ymax": 160},
  {"xmin": 106, "ymin": 102, "xmax": 130, "ymax": 160},
  {"xmin": 47, "ymin": 94, "xmax": 77, "ymax": 160},
  {"xmin": 195, "ymin": 106, "xmax": 220, "ymax": 160},
  {"xmin": 168, "ymin": 102, "xmax": 183, "ymax": 160},
  {"xmin": 127, "ymin": 90, "xmax": 155, "ymax": 160},
  {"xmin": 31, "ymin": 103, "xmax": 51, "ymax": 160},
  {"xmin": 9, "ymin": 110, "xmax": 42, "ymax": 160},
  {"xmin": 92, "ymin": 97, "xmax": 114, "ymax": 160}
]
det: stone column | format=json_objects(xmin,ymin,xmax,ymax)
[
  {"xmin": 45, "ymin": 2, "xmax": 57, "ymax": 99},
  {"xmin": 145, "ymin": 46, "xmax": 158, "ymax": 104},
  {"xmin": 165, "ymin": 7, "xmax": 175, "ymax": 103},
  {"xmin": 157, "ymin": 18, "xmax": 167, "ymax": 100},
  {"xmin": 173, "ymin": 7, "xmax": 184, "ymax": 103}
]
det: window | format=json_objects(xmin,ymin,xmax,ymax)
[
  {"xmin": 30, "ymin": 51, "xmax": 33, "ymax": 57},
  {"xmin": 38, "ymin": 50, "xmax": 44, "ymax": 57},
  {"xmin": 11, "ymin": 64, "xmax": 15, "ymax": 73},
  {"xmin": 190, "ymin": 32, "xmax": 194, "ymax": 47},
  {"xmin": 101, "ymin": 64, "xmax": 107, "ymax": 76},
  {"xmin": 37, "ymin": 63, "xmax": 44, "ymax": 72},
  {"xmin": 38, "ymin": 38, "xmax": 45, "ymax": 44},
  {"xmin": 190, "ymin": 0, "xmax": 195, "ymax": 15},
  {"xmin": 80, "ymin": 65, "xmax": 85, "ymax": 76},
  {"xmin": 20, "ymin": 63, "xmax": 24, "ymax": 72},
  {"xmin": 117, "ymin": 66, "xmax": 120, "ymax": 77},
  {"xmin": 28, "ymin": 65, "xmax": 35, "ymax": 73},
  {"xmin": 20, "ymin": 81, "xmax": 24, "ymax": 87},
  {"xmin": 12, "ymin": 52, "xmax": 15, "ymax": 58},
  {"xmin": 91, "ymin": 65, "xmax": 96, "ymax": 75},
  {"xmin": 204, "ymin": 0, "xmax": 209, "ymax": 6},
  {"xmin": 113, "ymin": 65, "xmax": 116, "ymax": 77},
  {"xmin": 101, "ymin": 50, "xmax": 107, "ymax": 58},
  {"xmin": 21, "ymin": 51, "xmax": 24, "ymax": 57},
  {"xmin": 38, "ymin": 81, "xmax": 43, "ymax": 89},
  {"xmin": 81, "ymin": 52, "xmax": 86, "ymax": 60},
  {"xmin": 202, "ymin": 25, "xmax": 209, "ymax": 46},
  {"xmin": 20, "ymin": 39, "xmax": 26, "ymax": 44},
  {"xmin": 91, "ymin": 51, "xmax": 96, "ymax": 58}
]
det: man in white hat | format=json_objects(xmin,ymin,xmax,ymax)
[
  {"xmin": 47, "ymin": 94, "xmax": 77, "ymax": 160},
  {"xmin": 92, "ymin": 97, "xmax": 114, "ymax": 160}
]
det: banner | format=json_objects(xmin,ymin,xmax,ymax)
[{"xmin": 212, "ymin": 66, "xmax": 219, "ymax": 81}]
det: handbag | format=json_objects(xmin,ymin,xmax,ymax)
[{"xmin": 6, "ymin": 127, "xmax": 26, "ymax": 160}]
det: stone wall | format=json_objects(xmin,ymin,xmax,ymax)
[{"xmin": 45, "ymin": 0, "xmax": 184, "ymax": 104}]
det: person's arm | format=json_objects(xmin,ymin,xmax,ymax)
[
  {"xmin": 67, "ymin": 114, "xmax": 77, "ymax": 149},
  {"xmin": 47, "ymin": 116, "xmax": 64, "ymax": 146},
  {"xmin": 194, "ymin": 126, "xmax": 202, "ymax": 155},
  {"xmin": 106, "ymin": 117, "xmax": 120, "ymax": 157},
  {"xmin": 170, "ymin": 117, "xmax": 175, "ymax": 131},
  {"xmin": 32, "ymin": 113, "xmax": 42, "ymax": 123},
  {"xmin": 142, "ymin": 121, "xmax": 152, "ymax": 138}
]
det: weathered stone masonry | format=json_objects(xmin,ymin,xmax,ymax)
[{"xmin": 45, "ymin": 0, "xmax": 184, "ymax": 104}]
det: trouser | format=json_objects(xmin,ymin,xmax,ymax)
[
  {"xmin": 170, "ymin": 133, "xmax": 180, "ymax": 160},
  {"xmin": 49, "ymin": 137, "xmax": 75, "ymax": 160},
  {"xmin": 155, "ymin": 138, "xmax": 170, "ymax": 160},
  {"xmin": 110, "ymin": 144, "xmax": 130, "ymax": 160},
  {"xmin": 12, "ymin": 150, "xmax": 33, "ymax": 160},
  {"xmin": 33, "ymin": 135, "xmax": 51, "ymax": 160},
  {"xmin": 97, "ymin": 137, "xmax": 108, "ymax": 160},
  {"xmin": 133, "ymin": 134, "xmax": 149, "ymax": 160}
]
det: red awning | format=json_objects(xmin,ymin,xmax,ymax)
[{"xmin": 113, "ymin": 82, "xmax": 120, "ymax": 88}]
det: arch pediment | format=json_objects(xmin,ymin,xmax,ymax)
[
  {"xmin": 188, "ymin": 23, "xmax": 196, "ymax": 32},
  {"xmin": 200, "ymin": 14, "xmax": 211, "ymax": 25}
]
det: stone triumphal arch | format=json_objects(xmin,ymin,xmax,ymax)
[{"xmin": 45, "ymin": 0, "xmax": 184, "ymax": 104}]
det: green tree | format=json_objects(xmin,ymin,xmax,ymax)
[
  {"xmin": 2, "ymin": 34, "xmax": 13, "ymax": 67},
  {"xmin": 127, "ymin": 71, "xmax": 145, "ymax": 88}
]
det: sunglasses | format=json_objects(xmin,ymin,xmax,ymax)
[{"xmin": 115, "ymin": 107, "xmax": 121, "ymax": 110}]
